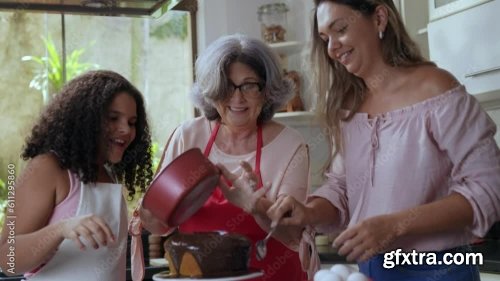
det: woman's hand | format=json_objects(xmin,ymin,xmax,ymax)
[
  {"xmin": 334, "ymin": 214, "xmax": 400, "ymax": 262},
  {"xmin": 60, "ymin": 214, "xmax": 115, "ymax": 250},
  {"xmin": 217, "ymin": 161, "xmax": 269, "ymax": 213},
  {"xmin": 266, "ymin": 195, "xmax": 310, "ymax": 227}
]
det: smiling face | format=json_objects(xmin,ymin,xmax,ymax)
[
  {"xmin": 215, "ymin": 62, "xmax": 265, "ymax": 129},
  {"xmin": 317, "ymin": 1, "xmax": 383, "ymax": 77},
  {"xmin": 99, "ymin": 92, "xmax": 137, "ymax": 164}
]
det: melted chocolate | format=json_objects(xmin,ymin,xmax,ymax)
[{"xmin": 164, "ymin": 231, "xmax": 251, "ymax": 277}]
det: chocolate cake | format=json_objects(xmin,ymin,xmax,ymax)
[{"xmin": 164, "ymin": 231, "xmax": 251, "ymax": 278}]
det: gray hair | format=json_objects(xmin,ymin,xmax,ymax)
[{"xmin": 190, "ymin": 34, "xmax": 293, "ymax": 123}]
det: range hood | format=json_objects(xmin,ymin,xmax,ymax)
[{"xmin": 0, "ymin": 0, "xmax": 188, "ymax": 17}]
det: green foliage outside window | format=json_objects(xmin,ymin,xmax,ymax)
[
  {"xmin": 22, "ymin": 36, "xmax": 98, "ymax": 104},
  {"xmin": 150, "ymin": 13, "xmax": 188, "ymax": 40},
  {"xmin": 127, "ymin": 141, "xmax": 162, "ymax": 215},
  {"xmin": 0, "ymin": 179, "xmax": 6, "ymax": 228}
]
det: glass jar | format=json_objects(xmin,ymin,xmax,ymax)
[{"xmin": 257, "ymin": 3, "xmax": 289, "ymax": 43}]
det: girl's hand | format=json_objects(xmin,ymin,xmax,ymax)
[
  {"xmin": 60, "ymin": 214, "xmax": 115, "ymax": 250},
  {"xmin": 334, "ymin": 214, "xmax": 400, "ymax": 262}
]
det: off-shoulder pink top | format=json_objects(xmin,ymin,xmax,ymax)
[{"xmin": 312, "ymin": 85, "xmax": 500, "ymax": 251}]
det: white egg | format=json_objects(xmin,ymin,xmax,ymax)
[
  {"xmin": 319, "ymin": 272, "xmax": 343, "ymax": 281},
  {"xmin": 314, "ymin": 269, "xmax": 332, "ymax": 281},
  {"xmin": 346, "ymin": 272, "xmax": 370, "ymax": 281},
  {"xmin": 330, "ymin": 264, "xmax": 352, "ymax": 279}
]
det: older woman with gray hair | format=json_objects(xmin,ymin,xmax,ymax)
[{"xmin": 144, "ymin": 34, "xmax": 318, "ymax": 280}]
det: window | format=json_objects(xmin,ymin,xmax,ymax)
[
  {"xmin": 0, "ymin": 3, "xmax": 197, "ymax": 191},
  {"xmin": 63, "ymin": 11, "xmax": 195, "ymax": 148}
]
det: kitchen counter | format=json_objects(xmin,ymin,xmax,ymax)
[
  {"xmin": 0, "ymin": 273, "xmax": 19, "ymax": 281},
  {"xmin": 472, "ymin": 239, "xmax": 500, "ymax": 274},
  {"xmin": 0, "ymin": 265, "xmax": 168, "ymax": 281},
  {"xmin": 318, "ymin": 239, "xmax": 500, "ymax": 274},
  {"xmin": 127, "ymin": 265, "xmax": 168, "ymax": 281}
]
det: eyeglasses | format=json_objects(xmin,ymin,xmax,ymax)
[{"xmin": 228, "ymin": 82, "xmax": 263, "ymax": 98}]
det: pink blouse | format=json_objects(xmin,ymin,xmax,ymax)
[{"xmin": 312, "ymin": 85, "xmax": 500, "ymax": 251}]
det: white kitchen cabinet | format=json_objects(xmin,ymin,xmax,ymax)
[
  {"xmin": 197, "ymin": 0, "xmax": 311, "ymax": 53},
  {"xmin": 427, "ymin": 0, "xmax": 500, "ymax": 101},
  {"xmin": 268, "ymin": 40, "xmax": 314, "ymax": 111},
  {"xmin": 273, "ymin": 112, "xmax": 330, "ymax": 190},
  {"xmin": 428, "ymin": 0, "xmax": 493, "ymax": 21},
  {"xmin": 268, "ymin": 41, "xmax": 303, "ymax": 57}
]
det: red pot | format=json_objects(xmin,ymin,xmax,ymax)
[{"xmin": 142, "ymin": 148, "xmax": 220, "ymax": 226}]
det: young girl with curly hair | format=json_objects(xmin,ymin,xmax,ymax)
[{"xmin": 0, "ymin": 70, "xmax": 153, "ymax": 280}]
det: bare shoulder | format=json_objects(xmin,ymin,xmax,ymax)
[
  {"xmin": 17, "ymin": 153, "xmax": 69, "ymax": 204},
  {"xmin": 21, "ymin": 153, "xmax": 66, "ymax": 184},
  {"xmin": 3, "ymin": 153, "xmax": 69, "ymax": 236},
  {"xmin": 412, "ymin": 65, "xmax": 460, "ymax": 98},
  {"xmin": 30, "ymin": 153, "xmax": 62, "ymax": 168}
]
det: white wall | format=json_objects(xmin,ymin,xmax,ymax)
[
  {"xmin": 197, "ymin": 0, "xmax": 313, "ymax": 52},
  {"xmin": 398, "ymin": 0, "xmax": 429, "ymax": 59}
]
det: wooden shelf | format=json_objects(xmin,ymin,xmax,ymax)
[
  {"xmin": 274, "ymin": 111, "xmax": 314, "ymax": 118},
  {"xmin": 268, "ymin": 41, "xmax": 303, "ymax": 55},
  {"xmin": 273, "ymin": 111, "xmax": 319, "ymax": 126},
  {"xmin": 417, "ymin": 27, "xmax": 428, "ymax": 35}
]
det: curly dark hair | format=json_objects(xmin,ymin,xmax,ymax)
[{"xmin": 22, "ymin": 70, "xmax": 153, "ymax": 198}]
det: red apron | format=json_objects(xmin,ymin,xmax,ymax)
[{"xmin": 180, "ymin": 123, "xmax": 307, "ymax": 281}]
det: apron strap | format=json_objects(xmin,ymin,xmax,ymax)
[
  {"xmin": 255, "ymin": 125, "xmax": 263, "ymax": 188},
  {"xmin": 129, "ymin": 200, "xmax": 145, "ymax": 281},
  {"xmin": 205, "ymin": 122, "xmax": 263, "ymax": 188},
  {"xmin": 299, "ymin": 226, "xmax": 321, "ymax": 280},
  {"xmin": 204, "ymin": 122, "xmax": 221, "ymax": 157}
]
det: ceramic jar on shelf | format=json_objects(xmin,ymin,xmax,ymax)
[{"xmin": 257, "ymin": 3, "xmax": 289, "ymax": 43}]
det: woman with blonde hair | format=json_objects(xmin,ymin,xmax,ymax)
[{"xmin": 265, "ymin": 0, "xmax": 500, "ymax": 279}]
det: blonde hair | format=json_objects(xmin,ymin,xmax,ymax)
[{"xmin": 310, "ymin": 0, "xmax": 434, "ymax": 165}]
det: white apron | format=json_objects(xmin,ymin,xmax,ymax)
[{"xmin": 27, "ymin": 176, "xmax": 128, "ymax": 281}]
